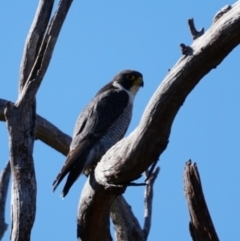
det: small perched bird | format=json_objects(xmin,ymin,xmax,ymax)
[{"xmin": 52, "ymin": 70, "xmax": 144, "ymax": 197}]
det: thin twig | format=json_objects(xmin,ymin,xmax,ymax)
[
  {"xmin": 143, "ymin": 166, "xmax": 160, "ymax": 240},
  {"xmin": 188, "ymin": 18, "xmax": 204, "ymax": 40}
]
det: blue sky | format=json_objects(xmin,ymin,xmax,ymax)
[{"xmin": 1, "ymin": 1, "xmax": 240, "ymax": 240}]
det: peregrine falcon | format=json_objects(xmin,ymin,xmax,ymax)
[{"xmin": 53, "ymin": 70, "xmax": 144, "ymax": 197}]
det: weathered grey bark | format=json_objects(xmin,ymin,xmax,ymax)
[
  {"xmin": 1, "ymin": 97, "xmax": 70, "ymax": 239},
  {"xmin": 4, "ymin": 0, "xmax": 54, "ymax": 239},
  {"xmin": 19, "ymin": 0, "xmax": 54, "ymax": 90},
  {"xmin": 0, "ymin": 161, "xmax": 10, "ymax": 240},
  {"xmin": 36, "ymin": 115, "xmax": 71, "ymax": 155},
  {"xmin": 111, "ymin": 196, "xmax": 145, "ymax": 241},
  {"xmin": 0, "ymin": 98, "xmax": 71, "ymax": 156},
  {"xmin": 143, "ymin": 167, "xmax": 160, "ymax": 240},
  {"xmin": 77, "ymin": 2, "xmax": 240, "ymax": 240},
  {"xmin": 0, "ymin": 1, "xmax": 239, "ymax": 240},
  {"xmin": 110, "ymin": 167, "xmax": 159, "ymax": 241},
  {"xmin": 5, "ymin": 102, "xmax": 37, "ymax": 241},
  {"xmin": 184, "ymin": 161, "xmax": 219, "ymax": 241},
  {"xmin": 77, "ymin": 174, "xmax": 121, "ymax": 241},
  {"xmin": 3, "ymin": 0, "xmax": 73, "ymax": 240}
]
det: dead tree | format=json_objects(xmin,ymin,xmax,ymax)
[
  {"xmin": 0, "ymin": 1, "xmax": 240, "ymax": 240},
  {"xmin": 2, "ymin": 0, "xmax": 73, "ymax": 240}
]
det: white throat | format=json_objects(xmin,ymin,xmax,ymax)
[{"xmin": 113, "ymin": 81, "xmax": 139, "ymax": 104}]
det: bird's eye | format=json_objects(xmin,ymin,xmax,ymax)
[{"xmin": 126, "ymin": 74, "xmax": 135, "ymax": 80}]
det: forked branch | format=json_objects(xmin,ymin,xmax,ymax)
[{"xmin": 3, "ymin": 0, "xmax": 74, "ymax": 240}]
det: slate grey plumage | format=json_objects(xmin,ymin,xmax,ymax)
[{"xmin": 53, "ymin": 70, "xmax": 143, "ymax": 197}]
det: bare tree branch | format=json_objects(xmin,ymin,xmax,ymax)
[
  {"xmin": 36, "ymin": 115, "xmax": 71, "ymax": 155},
  {"xmin": 111, "ymin": 196, "xmax": 145, "ymax": 241},
  {"xmin": 0, "ymin": 161, "xmax": 10, "ymax": 240},
  {"xmin": 110, "ymin": 168, "xmax": 160, "ymax": 241},
  {"xmin": 5, "ymin": 0, "xmax": 53, "ymax": 238},
  {"xmin": 77, "ymin": 2, "xmax": 240, "ymax": 240},
  {"xmin": 77, "ymin": 174, "xmax": 120, "ymax": 241},
  {"xmin": 19, "ymin": 0, "xmax": 54, "ymax": 91},
  {"xmin": 143, "ymin": 167, "xmax": 160, "ymax": 240},
  {"xmin": 184, "ymin": 161, "xmax": 219, "ymax": 241},
  {"xmin": 17, "ymin": 0, "xmax": 73, "ymax": 111},
  {"xmin": 0, "ymin": 98, "xmax": 71, "ymax": 156},
  {"xmin": 188, "ymin": 18, "xmax": 204, "ymax": 40},
  {"xmin": 3, "ymin": 0, "xmax": 74, "ymax": 240}
]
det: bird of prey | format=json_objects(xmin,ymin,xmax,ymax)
[{"xmin": 53, "ymin": 70, "xmax": 144, "ymax": 197}]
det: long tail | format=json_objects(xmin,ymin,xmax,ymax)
[
  {"xmin": 52, "ymin": 171, "xmax": 68, "ymax": 193},
  {"xmin": 52, "ymin": 155, "xmax": 75, "ymax": 194},
  {"xmin": 53, "ymin": 141, "xmax": 92, "ymax": 197},
  {"xmin": 52, "ymin": 150, "xmax": 83, "ymax": 195},
  {"xmin": 61, "ymin": 159, "xmax": 87, "ymax": 198}
]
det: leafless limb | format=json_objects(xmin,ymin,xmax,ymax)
[
  {"xmin": 184, "ymin": 161, "xmax": 219, "ymax": 241},
  {"xmin": 111, "ymin": 196, "xmax": 145, "ymax": 241},
  {"xmin": 0, "ymin": 98, "xmax": 71, "ymax": 156},
  {"xmin": 143, "ymin": 167, "xmax": 160, "ymax": 240},
  {"xmin": 36, "ymin": 115, "xmax": 71, "ymax": 155},
  {"xmin": 77, "ymin": 174, "xmax": 121, "ymax": 241},
  {"xmin": 3, "ymin": 0, "xmax": 73, "ymax": 240},
  {"xmin": 19, "ymin": 0, "xmax": 54, "ymax": 90},
  {"xmin": 110, "ymin": 166, "xmax": 160, "ymax": 241},
  {"xmin": 77, "ymin": 2, "xmax": 240, "ymax": 240},
  {"xmin": 17, "ymin": 0, "xmax": 73, "ymax": 110},
  {"xmin": 188, "ymin": 18, "xmax": 204, "ymax": 40},
  {"xmin": 0, "ymin": 161, "xmax": 10, "ymax": 240}
]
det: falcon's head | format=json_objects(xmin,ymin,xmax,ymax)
[
  {"xmin": 113, "ymin": 70, "xmax": 144, "ymax": 95},
  {"xmin": 96, "ymin": 70, "xmax": 143, "ymax": 97}
]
